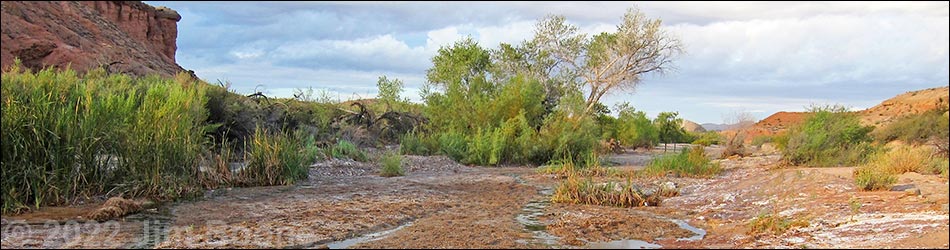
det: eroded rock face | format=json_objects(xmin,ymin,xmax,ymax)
[{"xmin": 1, "ymin": 1, "xmax": 188, "ymax": 77}]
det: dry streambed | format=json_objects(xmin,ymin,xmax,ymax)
[{"xmin": 2, "ymin": 152, "xmax": 947, "ymax": 249}]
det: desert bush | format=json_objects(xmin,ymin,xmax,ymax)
[
  {"xmin": 934, "ymin": 158, "xmax": 949, "ymax": 178},
  {"xmin": 379, "ymin": 151, "xmax": 405, "ymax": 177},
  {"xmin": 1, "ymin": 64, "xmax": 208, "ymax": 212},
  {"xmin": 399, "ymin": 131, "xmax": 439, "ymax": 155},
  {"xmin": 750, "ymin": 135, "xmax": 774, "ymax": 147},
  {"xmin": 853, "ymin": 144, "xmax": 949, "ymax": 191},
  {"xmin": 782, "ymin": 105, "xmax": 877, "ymax": 167},
  {"xmin": 877, "ymin": 145, "xmax": 939, "ymax": 174},
  {"xmin": 692, "ymin": 131, "xmax": 723, "ymax": 146},
  {"xmin": 854, "ymin": 164, "xmax": 897, "ymax": 191},
  {"xmin": 872, "ymin": 107, "xmax": 949, "ymax": 146},
  {"xmin": 437, "ymin": 130, "xmax": 469, "ymax": 162},
  {"xmin": 747, "ymin": 213, "xmax": 810, "ymax": 235},
  {"xmin": 643, "ymin": 146, "xmax": 722, "ymax": 178},
  {"xmin": 330, "ymin": 140, "xmax": 368, "ymax": 162},
  {"xmin": 536, "ymin": 151, "xmax": 619, "ymax": 178},
  {"xmin": 721, "ymin": 132, "xmax": 750, "ymax": 158},
  {"xmin": 551, "ymin": 176, "xmax": 661, "ymax": 207}
]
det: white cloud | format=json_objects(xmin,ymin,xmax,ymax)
[{"xmin": 151, "ymin": 1, "xmax": 948, "ymax": 124}]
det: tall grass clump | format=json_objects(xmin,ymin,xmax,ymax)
[
  {"xmin": 330, "ymin": 140, "xmax": 368, "ymax": 162},
  {"xmin": 238, "ymin": 127, "xmax": 316, "ymax": 186},
  {"xmin": 855, "ymin": 145, "xmax": 947, "ymax": 191},
  {"xmin": 536, "ymin": 151, "xmax": 615, "ymax": 178},
  {"xmin": 379, "ymin": 151, "xmax": 406, "ymax": 177},
  {"xmin": 551, "ymin": 176, "xmax": 661, "ymax": 207},
  {"xmin": 643, "ymin": 146, "xmax": 722, "ymax": 178},
  {"xmin": 1, "ymin": 63, "xmax": 208, "ymax": 213},
  {"xmin": 747, "ymin": 212, "xmax": 810, "ymax": 235},
  {"xmin": 782, "ymin": 105, "xmax": 877, "ymax": 167},
  {"xmin": 854, "ymin": 164, "xmax": 897, "ymax": 191}
]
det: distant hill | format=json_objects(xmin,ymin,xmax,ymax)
[
  {"xmin": 681, "ymin": 120, "xmax": 706, "ymax": 133},
  {"xmin": 860, "ymin": 86, "xmax": 949, "ymax": 127},
  {"xmin": 701, "ymin": 123, "xmax": 732, "ymax": 131},
  {"xmin": 727, "ymin": 86, "xmax": 949, "ymax": 141}
]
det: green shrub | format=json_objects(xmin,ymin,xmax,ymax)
[
  {"xmin": 872, "ymin": 107, "xmax": 949, "ymax": 145},
  {"xmin": 379, "ymin": 151, "xmax": 405, "ymax": 177},
  {"xmin": 438, "ymin": 131, "xmax": 468, "ymax": 162},
  {"xmin": 330, "ymin": 140, "xmax": 368, "ymax": 162},
  {"xmin": 692, "ymin": 131, "xmax": 723, "ymax": 146},
  {"xmin": 934, "ymin": 158, "xmax": 949, "ymax": 178},
  {"xmin": 782, "ymin": 105, "xmax": 878, "ymax": 167},
  {"xmin": 613, "ymin": 104, "xmax": 659, "ymax": 149},
  {"xmin": 644, "ymin": 146, "xmax": 722, "ymax": 178},
  {"xmin": 750, "ymin": 135, "xmax": 774, "ymax": 147},
  {"xmin": 854, "ymin": 165, "xmax": 897, "ymax": 191},
  {"xmin": 399, "ymin": 131, "xmax": 438, "ymax": 155}
]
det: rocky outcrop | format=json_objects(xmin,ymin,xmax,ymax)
[{"xmin": 1, "ymin": 1, "xmax": 188, "ymax": 77}]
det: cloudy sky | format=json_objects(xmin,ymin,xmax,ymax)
[{"xmin": 145, "ymin": 1, "xmax": 949, "ymax": 124}]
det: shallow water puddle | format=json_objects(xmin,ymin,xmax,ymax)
[
  {"xmin": 325, "ymin": 222, "xmax": 414, "ymax": 249},
  {"xmin": 512, "ymin": 175, "xmax": 563, "ymax": 248},
  {"xmin": 671, "ymin": 219, "xmax": 706, "ymax": 241},
  {"xmin": 123, "ymin": 206, "xmax": 175, "ymax": 249},
  {"xmin": 587, "ymin": 239, "xmax": 662, "ymax": 249},
  {"xmin": 585, "ymin": 218, "xmax": 706, "ymax": 249}
]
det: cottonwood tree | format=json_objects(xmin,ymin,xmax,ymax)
[
  {"xmin": 533, "ymin": 7, "xmax": 684, "ymax": 115},
  {"xmin": 655, "ymin": 111, "xmax": 685, "ymax": 152},
  {"xmin": 376, "ymin": 75, "xmax": 406, "ymax": 110}
]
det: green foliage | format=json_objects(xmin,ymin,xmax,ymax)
[
  {"xmin": 750, "ymin": 135, "xmax": 774, "ymax": 147},
  {"xmin": 1, "ymin": 64, "xmax": 207, "ymax": 212},
  {"xmin": 399, "ymin": 131, "xmax": 439, "ymax": 155},
  {"xmin": 644, "ymin": 146, "xmax": 722, "ymax": 178},
  {"xmin": 872, "ymin": 107, "xmax": 949, "ymax": 145},
  {"xmin": 782, "ymin": 105, "xmax": 878, "ymax": 167},
  {"xmin": 379, "ymin": 151, "xmax": 405, "ymax": 177},
  {"xmin": 612, "ymin": 103, "xmax": 659, "ymax": 148},
  {"xmin": 330, "ymin": 140, "xmax": 368, "ymax": 162},
  {"xmin": 437, "ymin": 130, "xmax": 468, "ymax": 161},
  {"xmin": 655, "ymin": 111, "xmax": 690, "ymax": 146},
  {"xmin": 240, "ymin": 127, "xmax": 315, "ymax": 186},
  {"xmin": 377, "ymin": 75, "xmax": 405, "ymax": 103},
  {"xmin": 854, "ymin": 165, "xmax": 897, "ymax": 191},
  {"xmin": 692, "ymin": 131, "xmax": 723, "ymax": 146},
  {"xmin": 537, "ymin": 151, "xmax": 623, "ymax": 178}
]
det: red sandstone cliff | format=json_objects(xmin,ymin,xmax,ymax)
[{"xmin": 1, "ymin": 1, "xmax": 189, "ymax": 77}]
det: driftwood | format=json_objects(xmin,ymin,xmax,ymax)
[{"xmin": 332, "ymin": 101, "xmax": 427, "ymax": 145}]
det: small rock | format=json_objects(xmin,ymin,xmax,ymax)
[{"xmin": 905, "ymin": 188, "xmax": 921, "ymax": 196}]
